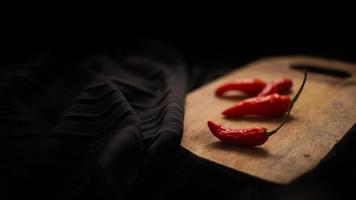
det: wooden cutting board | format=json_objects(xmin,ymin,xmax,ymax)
[{"xmin": 181, "ymin": 56, "xmax": 356, "ymax": 184}]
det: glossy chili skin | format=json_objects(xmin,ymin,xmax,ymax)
[
  {"xmin": 222, "ymin": 93, "xmax": 291, "ymax": 117},
  {"xmin": 215, "ymin": 78, "xmax": 266, "ymax": 97},
  {"xmin": 257, "ymin": 77, "xmax": 292, "ymax": 97},
  {"xmin": 207, "ymin": 120, "xmax": 268, "ymax": 146}
]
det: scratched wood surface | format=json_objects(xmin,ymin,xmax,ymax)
[{"xmin": 181, "ymin": 56, "xmax": 356, "ymax": 184}]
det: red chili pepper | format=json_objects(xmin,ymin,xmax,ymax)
[
  {"xmin": 215, "ymin": 78, "xmax": 266, "ymax": 97},
  {"xmin": 222, "ymin": 93, "xmax": 291, "ymax": 117},
  {"xmin": 257, "ymin": 77, "xmax": 292, "ymax": 97},
  {"xmin": 208, "ymin": 108, "xmax": 291, "ymax": 146},
  {"xmin": 208, "ymin": 120, "xmax": 268, "ymax": 146},
  {"xmin": 222, "ymin": 71, "xmax": 307, "ymax": 118}
]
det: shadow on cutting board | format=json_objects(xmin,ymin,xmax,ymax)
[{"xmin": 207, "ymin": 141, "xmax": 269, "ymax": 157}]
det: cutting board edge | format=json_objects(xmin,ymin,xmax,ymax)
[
  {"xmin": 185, "ymin": 147, "xmax": 305, "ymax": 184},
  {"xmin": 186, "ymin": 54, "xmax": 356, "ymax": 96}
]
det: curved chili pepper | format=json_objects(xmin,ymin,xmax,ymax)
[
  {"xmin": 257, "ymin": 77, "xmax": 292, "ymax": 97},
  {"xmin": 215, "ymin": 78, "xmax": 266, "ymax": 97},
  {"xmin": 208, "ymin": 120, "xmax": 268, "ymax": 146},
  {"xmin": 208, "ymin": 105, "xmax": 291, "ymax": 146},
  {"xmin": 222, "ymin": 71, "xmax": 307, "ymax": 118}
]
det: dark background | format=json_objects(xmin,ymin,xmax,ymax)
[
  {"xmin": 1, "ymin": 36, "xmax": 356, "ymax": 200},
  {"xmin": 3, "ymin": 36, "xmax": 356, "ymax": 89},
  {"xmin": 3, "ymin": 36, "xmax": 356, "ymax": 67}
]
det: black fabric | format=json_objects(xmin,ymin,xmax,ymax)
[
  {"xmin": 1, "ymin": 41, "xmax": 356, "ymax": 200},
  {"xmin": 0, "ymin": 43, "xmax": 188, "ymax": 199}
]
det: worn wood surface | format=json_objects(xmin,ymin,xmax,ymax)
[{"xmin": 181, "ymin": 56, "xmax": 356, "ymax": 184}]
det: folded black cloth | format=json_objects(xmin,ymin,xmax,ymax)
[{"xmin": 0, "ymin": 42, "xmax": 188, "ymax": 199}]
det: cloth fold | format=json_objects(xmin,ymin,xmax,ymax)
[{"xmin": 1, "ymin": 43, "xmax": 188, "ymax": 199}]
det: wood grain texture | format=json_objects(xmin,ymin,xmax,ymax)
[{"xmin": 181, "ymin": 56, "xmax": 356, "ymax": 184}]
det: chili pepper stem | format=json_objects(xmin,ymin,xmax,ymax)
[
  {"xmin": 291, "ymin": 70, "xmax": 308, "ymax": 105},
  {"xmin": 266, "ymin": 70, "xmax": 307, "ymax": 137}
]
